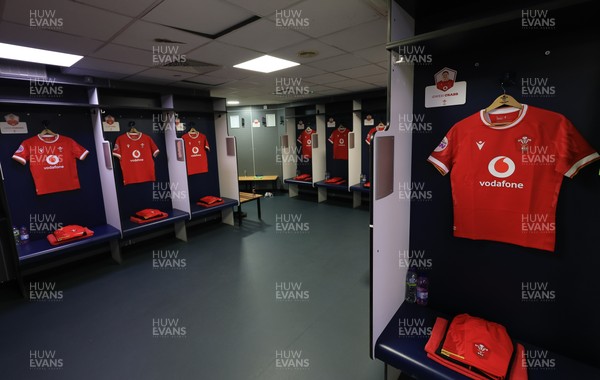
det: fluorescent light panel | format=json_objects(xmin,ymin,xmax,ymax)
[
  {"xmin": 227, "ymin": 100, "xmax": 240, "ymax": 105},
  {"xmin": 233, "ymin": 55, "xmax": 299, "ymax": 73},
  {"xmin": 0, "ymin": 42, "xmax": 83, "ymax": 67}
]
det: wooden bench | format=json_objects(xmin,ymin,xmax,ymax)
[
  {"xmin": 237, "ymin": 192, "xmax": 263, "ymax": 226},
  {"xmin": 238, "ymin": 175, "xmax": 278, "ymax": 192}
]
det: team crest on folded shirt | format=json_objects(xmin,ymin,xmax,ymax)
[
  {"xmin": 473, "ymin": 343, "xmax": 489, "ymax": 358},
  {"xmin": 434, "ymin": 136, "xmax": 448, "ymax": 152}
]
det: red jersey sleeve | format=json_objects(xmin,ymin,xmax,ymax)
[
  {"xmin": 12, "ymin": 139, "xmax": 30, "ymax": 165},
  {"xmin": 202, "ymin": 134, "xmax": 210, "ymax": 151},
  {"xmin": 427, "ymin": 128, "xmax": 456, "ymax": 175},
  {"xmin": 328, "ymin": 130, "xmax": 336, "ymax": 144},
  {"xmin": 112, "ymin": 135, "xmax": 123, "ymax": 159},
  {"xmin": 71, "ymin": 138, "xmax": 89, "ymax": 160},
  {"xmin": 556, "ymin": 116, "xmax": 599, "ymax": 178},
  {"xmin": 149, "ymin": 135, "xmax": 160, "ymax": 157}
]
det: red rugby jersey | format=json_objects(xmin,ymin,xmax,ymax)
[
  {"xmin": 13, "ymin": 134, "xmax": 89, "ymax": 195},
  {"xmin": 297, "ymin": 128, "xmax": 315, "ymax": 159},
  {"xmin": 112, "ymin": 132, "xmax": 160, "ymax": 185},
  {"xmin": 328, "ymin": 127, "xmax": 350, "ymax": 160},
  {"xmin": 182, "ymin": 131, "xmax": 210, "ymax": 175},
  {"xmin": 428, "ymin": 105, "xmax": 599, "ymax": 251}
]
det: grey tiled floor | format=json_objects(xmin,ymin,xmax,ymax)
[{"xmin": 0, "ymin": 193, "xmax": 383, "ymax": 379}]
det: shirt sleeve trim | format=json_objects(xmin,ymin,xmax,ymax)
[
  {"xmin": 427, "ymin": 156, "xmax": 449, "ymax": 175},
  {"xmin": 564, "ymin": 152, "xmax": 600, "ymax": 178}
]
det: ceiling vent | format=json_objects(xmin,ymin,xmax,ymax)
[{"xmin": 0, "ymin": 59, "xmax": 47, "ymax": 79}]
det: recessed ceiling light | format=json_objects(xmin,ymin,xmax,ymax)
[
  {"xmin": 233, "ymin": 55, "xmax": 299, "ymax": 73},
  {"xmin": 227, "ymin": 100, "xmax": 240, "ymax": 105},
  {"xmin": 0, "ymin": 42, "xmax": 83, "ymax": 67}
]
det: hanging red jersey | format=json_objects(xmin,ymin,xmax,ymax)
[
  {"xmin": 366, "ymin": 124, "xmax": 387, "ymax": 145},
  {"xmin": 328, "ymin": 127, "xmax": 350, "ymax": 160},
  {"xmin": 12, "ymin": 134, "xmax": 89, "ymax": 195},
  {"xmin": 112, "ymin": 132, "xmax": 160, "ymax": 185},
  {"xmin": 297, "ymin": 128, "xmax": 315, "ymax": 159},
  {"xmin": 428, "ymin": 104, "xmax": 599, "ymax": 252},
  {"xmin": 182, "ymin": 131, "xmax": 210, "ymax": 175}
]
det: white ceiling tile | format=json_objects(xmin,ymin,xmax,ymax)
[
  {"xmin": 304, "ymin": 73, "xmax": 347, "ymax": 85},
  {"xmin": 185, "ymin": 42, "xmax": 259, "ymax": 66},
  {"xmin": 358, "ymin": 72, "xmax": 388, "ymax": 86},
  {"xmin": 224, "ymin": 0, "xmax": 304, "ymax": 17},
  {"xmin": 270, "ymin": 39, "xmax": 345, "ymax": 64},
  {"xmin": 327, "ymin": 79, "xmax": 372, "ymax": 89},
  {"xmin": 91, "ymin": 44, "xmax": 154, "ymax": 66},
  {"xmin": 306, "ymin": 54, "xmax": 370, "ymax": 72},
  {"xmin": 267, "ymin": 0, "xmax": 382, "ymax": 38},
  {"xmin": 279, "ymin": 64, "xmax": 325, "ymax": 78},
  {"xmin": 320, "ymin": 19, "xmax": 386, "ymax": 52},
  {"xmin": 336, "ymin": 64, "xmax": 386, "ymax": 79},
  {"xmin": 112, "ymin": 21, "xmax": 212, "ymax": 53},
  {"xmin": 142, "ymin": 0, "xmax": 254, "ymax": 35},
  {"xmin": 4, "ymin": 0, "xmax": 132, "ymax": 41},
  {"xmin": 73, "ymin": 0, "xmax": 158, "ymax": 17},
  {"xmin": 217, "ymin": 19, "xmax": 308, "ymax": 53},
  {"xmin": 203, "ymin": 67, "xmax": 254, "ymax": 81},
  {"xmin": 354, "ymin": 44, "xmax": 390, "ymax": 63},
  {"xmin": 0, "ymin": 22, "xmax": 103, "ymax": 55}
]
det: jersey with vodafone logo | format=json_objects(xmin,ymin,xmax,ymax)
[
  {"xmin": 297, "ymin": 129, "xmax": 315, "ymax": 159},
  {"xmin": 13, "ymin": 134, "xmax": 89, "ymax": 195},
  {"xmin": 182, "ymin": 131, "xmax": 210, "ymax": 175},
  {"xmin": 112, "ymin": 132, "xmax": 160, "ymax": 185},
  {"xmin": 428, "ymin": 105, "xmax": 599, "ymax": 252},
  {"xmin": 328, "ymin": 127, "xmax": 350, "ymax": 160}
]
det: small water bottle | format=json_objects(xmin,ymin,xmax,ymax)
[
  {"xmin": 325, "ymin": 171, "xmax": 330, "ymax": 180},
  {"xmin": 360, "ymin": 174, "xmax": 366, "ymax": 186},
  {"xmin": 405, "ymin": 266, "xmax": 417, "ymax": 303},
  {"xmin": 416, "ymin": 274, "xmax": 429, "ymax": 306},
  {"xmin": 12, "ymin": 226, "xmax": 20, "ymax": 246},
  {"xmin": 19, "ymin": 225, "xmax": 30, "ymax": 244}
]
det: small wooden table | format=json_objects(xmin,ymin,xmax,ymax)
[
  {"xmin": 237, "ymin": 192, "xmax": 263, "ymax": 226},
  {"xmin": 238, "ymin": 175, "xmax": 278, "ymax": 192}
]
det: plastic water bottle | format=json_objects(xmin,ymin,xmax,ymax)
[
  {"xmin": 12, "ymin": 226, "xmax": 20, "ymax": 246},
  {"xmin": 405, "ymin": 266, "xmax": 417, "ymax": 303},
  {"xmin": 360, "ymin": 174, "xmax": 366, "ymax": 186},
  {"xmin": 416, "ymin": 274, "xmax": 429, "ymax": 306},
  {"xmin": 19, "ymin": 225, "xmax": 30, "ymax": 244}
]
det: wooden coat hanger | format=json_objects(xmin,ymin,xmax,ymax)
[
  {"xmin": 128, "ymin": 121, "xmax": 139, "ymax": 134},
  {"xmin": 485, "ymin": 82, "xmax": 523, "ymax": 113},
  {"xmin": 39, "ymin": 120, "xmax": 57, "ymax": 136}
]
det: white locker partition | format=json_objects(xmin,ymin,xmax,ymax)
[
  {"xmin": 348, "ymin": 100, "xmax": 362, "ymax": 189},
  {"xmin": 214, "ymin": 99, "xmax": 239, "ymax": 225},
  {"xmin": 88, "ymin": 88, "xmax": 121, "ymax": 233},
  {"xmin": 371, "ymin": 1, "xmax": 415, "ymax": 357},
  {"xmin": 313, "ymin": 105, "xmax": 327, "ymax": 202},
  {"xmin": 162, "ymin": 95, "xmax": 191, "ymax": 217}
]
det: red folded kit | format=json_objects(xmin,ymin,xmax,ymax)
[
  {"xmin": 130, "ymin": 208, "xmax": 169, "ymax": 224},
  {"xmin": 47, "ymin": 225, "xmax": 94, "ymax": 246},
  {"xmin": 325, "ymin": 177, "xmax": 343, "ymax": 183},
  {"xmin": 363, "ymin": 182, "xmax": 371, "ymax": 188},
  {"xmin": 197, "ymin": 195, "xmax": 224, "ymax": 208},
  {"xmin": 425, "ymin": 314, "xmax": 528, "ymax": 380},
  {"xmin": 293, "ymin": 174, "xmax": 311, "ymax": 181}
]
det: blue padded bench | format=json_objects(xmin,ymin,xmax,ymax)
[{"xmin": 375, "ymin": 302, "xmax": 600, "ymax": 379}]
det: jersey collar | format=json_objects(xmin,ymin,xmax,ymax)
[
  {"xmin": 37, "ymin": 134, "xmax": 60, "ymax": 143},
  {"xmin": 480, "ymin": 104, "xmax": 528, "ymax": 129},
  {"xmin": 126, "ymin": 132, "xmax": 143, "ymax": 141}
]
